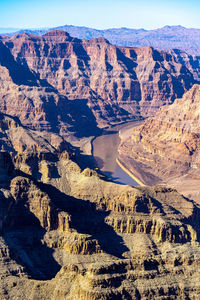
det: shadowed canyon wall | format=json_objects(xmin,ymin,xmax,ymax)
[{"xmin": 0, "ymin": 30, "xmax": 198, "ymax": 137}]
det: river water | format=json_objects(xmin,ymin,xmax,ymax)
[{"xmin": 92, "ymin": 121, "xmax": 143, "ymax": 186}]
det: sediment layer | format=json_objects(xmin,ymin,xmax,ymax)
[{"xmin": 118, "ymin": 84, "xmax": 200, "ymax": 201}]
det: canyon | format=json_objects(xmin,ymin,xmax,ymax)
[
  {"xmin": 0, "ymin": 123, "xmax": 200, "ymax": 299},
  {"xmin": 0, "ymin": 29, "xmax": 198, "ymax": 137},
  {"xmin": 0, "ymin": 29, "xmax": 200, "ymax": 299}
]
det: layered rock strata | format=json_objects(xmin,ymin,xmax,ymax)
[
  {"xmin": 0, "ymin": 30, "xmax": 197, "ymax": 131},
  {"xmin": 0, "ymin": 148, "xmax": 200, "ymax": 299},
  {"xmin": 0, "ymin": 115, "xmax": 199, "ymax": 299},
  {"xmin": 118, "ymin": 84, "xmax": 200, "ymax": 202},
  {"xmin": 0, "ymin": 58, "xmax": 104, "ymax": 139},
  {"xmin": 0, "ymin": 30, "xmax": 200, "ymax": 299}
]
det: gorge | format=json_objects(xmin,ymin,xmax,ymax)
[
  {"xmin": 92, "ymin": 120, "xmax": 143, "ymax": 186},
  {"xmin": 0, "ymin": 28, "xmax": 200, "ymax": 299}
]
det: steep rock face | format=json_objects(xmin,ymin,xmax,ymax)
[
  {"xmin": 118, "ymin": 84, "xmax": 200, "ymax": 201},
  {"xmin": 0, "ymin": 58, "xmax": 103, "ymax": 138},
  {"xmin": 120, "ymin": 46, "xmax": 194, "ymax": 115},
  {"xmin": 0, "ymin": 92, "xmax": 198, "ymax": 297},
  {"xmin": 0, "ymin": 112, "xmax": 72, "ymax": 155},
  {"xmin": 0, "ymin": 30, "xmax": 197, "ymax": 123},
  {"xmin": 0, "ymin": 151, "xmax": 200, "ymax": 299},
  {"xmin": 168, "ymin": 49, "xmax": 200, "ymax": 81}
]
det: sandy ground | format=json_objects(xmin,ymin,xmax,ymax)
[
  {"xmin": 68, "ymin": 136, "xmax": 94, "ymax": 155},
  {"xmin": 167, "ymin": 176, "xmax": 200, "ymax": 205}
]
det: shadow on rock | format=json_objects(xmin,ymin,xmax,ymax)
[
  {"xmin": 2, "ymin": 213, "xmax": 61, "ymax": 280},
  {"xmin": 35, "ymin": 179, "xmax": 130, "ymax": 258}
]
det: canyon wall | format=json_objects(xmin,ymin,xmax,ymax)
[
  {"xmin": 118, "ymin": 84, "xmax": 200, "ymax": 201},
  {"xmin": 0, "ymin": 147, "xmax": 200, "ymax": 299},
  {"xmin": 0, "ymin": 30, "xmax": 198, "ymax": 136},
  {"xmin": 0, "ymin": 30, "xmax": 200, "ymax": 298}
]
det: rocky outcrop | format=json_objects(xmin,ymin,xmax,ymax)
[
  {"xmin": 118, "ymin": 84, "xmax": 200, "ymax": 201},
  {"xmin": 0, "ymin": 30, "xmax": 197, "ymax": 132},
  {"xmin": 0, "ymin": 150, "xmax": 200, "ymax": 299},
  {"xmin": 0, "ymin": 112, "xmax": 72, "ymax": 154},
  {"xmin": 0, "ymin": 58, "xmax": 103, "ymax": 139}
]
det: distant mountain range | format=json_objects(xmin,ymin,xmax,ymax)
[{"xmin": 1, "ymin": 25, "xmax": 200, "ymax": 55}]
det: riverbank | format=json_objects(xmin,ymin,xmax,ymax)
[
  {"xmin": 116, "ymin": 158, "xmax": 145, "ymax": 186},
  {"xmin": 92, "ymin": 120, "xmax": 144, "ymax": 185},
  {"xmin": 116, "ymin": 120, "xmax": 146, "ymax": 186}
]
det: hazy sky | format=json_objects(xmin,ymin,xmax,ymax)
[{"xmin": 0, "ymin": 0, "xmax": 199, "ymax": 29}]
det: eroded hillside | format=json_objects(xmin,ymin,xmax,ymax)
[
  {"xmin": 0, "ymin": 112, "xmax": 199, "ymax": 299},
  {"xmin": 0, "ymin": 30, "xmax": 198, "ymax": 131},
  {"xmin": 118, "ymin": 84, "xmax": 200, "ymax": 202}
]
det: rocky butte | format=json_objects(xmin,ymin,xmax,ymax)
[{"xmin": 0, "ymin": 30, "xmax": 200, "ymax": 299}]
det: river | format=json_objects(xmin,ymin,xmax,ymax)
[{"xmin": 92, "ymin": 120, "xmax": 143, "ymax": 186}]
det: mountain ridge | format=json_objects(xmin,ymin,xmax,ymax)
[
  {"xmin": 0, "ymin": 29, "xmax": 197, "ymax": 136},
  {"xmin": 2, "ymin": 25, "xmax": 200, "ymax": 55}
]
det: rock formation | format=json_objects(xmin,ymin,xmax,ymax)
[
  {"xmin": 0, "ymin": 30, "xmax": 197, "ymax": 132},
  {"xmin": 0, "ymin": 30, "xmax": 200, "ymax": 299},
  {"xmin": 0, "ymin": 48, "xmax": 103, "ymax": 140},
  {"xmin": 168, "ymin": 49, "xmax": 200, "ymax": 81},
  {"xmin": 0, "ymin": 147, "xmax": 200, "ymax": 299},
  {"xmin": 118, "ymin": 84, "xmax": 200, "ymax": 202},
  {"xmin": 0, "ymin": 114, "xmax": 198, "ymax": 298}
]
